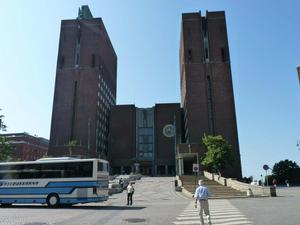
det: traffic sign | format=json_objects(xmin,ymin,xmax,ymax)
[
  {"xmin": 193, "ymin": 163, "xmax": 199, "ymax": 172},
  {"xmin": 263, "ymin": 164, "xmax": 269, "ymax": 171}
]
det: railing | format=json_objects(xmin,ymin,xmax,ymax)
[{"xmin": 203, "ymin": 171, "xmax": 275, "ymax": 197}]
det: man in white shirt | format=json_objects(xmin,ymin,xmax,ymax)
[
  {"xmin": 127, "ymin": 182, "xmax": 135, "ymax": 205},
  {"xmin": 194, "ymin": 180, "xmax": 212, "ymax": 225}
]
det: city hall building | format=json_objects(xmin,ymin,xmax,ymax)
[
  {"xmin": 48, "ymin": 6, "xmax": 117, "ymax": 158},
  {"xmin": 48, "ymin": 6, "xmax": 242, "ymax": 178},
  {"xmin": 178, "ymin": 11, "xmax": 242, "ymax": 178},
  {"xmin": 108, "ymin": 104, "xmax": 182, "ymax": 175}
]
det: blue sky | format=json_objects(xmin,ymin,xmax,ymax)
[{"xmin": 0, "ymin": 0, "xmax": 299, "ymax": 179}]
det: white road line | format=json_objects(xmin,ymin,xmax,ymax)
[
  {"xmin": 212, "ymin": 217, "xmax": 251, "ymax": 223},
  {"xmin": 177, "ymin": 215, "xmax": 249, "ymax": 220},
  {"xmin": 173, "ymin": 221, "xmax": 200, "ymax": 225},
  {"xmin": 173, "ymin": 199, "xmax": 253, "ymax": 225},
  {"xmin": 212, "ymin": 221, "xmax": 252, "ymax": 225},
  {"xmin": 180, "ymin": 211, "xmax": 241, "ymax": 216}
]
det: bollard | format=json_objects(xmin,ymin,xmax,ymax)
[
  {"xmin": 270, "ymin": 186, "xmax": 277, "ymax": 197},
  {"xmin": 247, "ymin": 188, "xmax": 254, "ymax": 197}
]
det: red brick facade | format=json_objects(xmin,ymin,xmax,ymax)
[
  {"xmin": 180, "ymin": 11, "xmax": 242, "ymax": 178},
  {"xmin": 49, "ymin": 9, "xmax": 117, "ymax": 159},
  {"xmin": 108, "ymin": 104, "xmax": 182, "ymax": 176},
  {"xmin": 1, "ymin": 133, "xmax": 48, "ymax": 161}
]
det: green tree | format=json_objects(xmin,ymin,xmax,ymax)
[
  {"xmin": 0, "ymin": 109, "xmax": 7, "ymax": 132},
  {"xmin": 201, "ymin": 134, "xmax": 234, "ymax": 173},
  {"xmin": 272, "ymin": 159, "xmax": 299, "ymax": 177},
  {"xmin": 66, "ymin": 140, "xmax": 77, "ymax": 156},
  {"xmin": 0, "ymin": 137, "xmax": 11, "ymax": 161},
  {"xmin": 0, "ymin": 109, "xmax": 11, "ymax": 161}
]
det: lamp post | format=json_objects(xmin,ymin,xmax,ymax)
[
  {"xmin": 174, "ymin": 116, "xmax": 178, "ymax": 176},
  {"xmin": 162, "ymin": 115, "xmax": 178, "ymax": 176},
  {"xmin": 263, "ymin": 164, "xmax": 269, "ymax": 186},
  {"xmin": 87, "ymin": 118, "xmax": 90, "ymax": 158}
]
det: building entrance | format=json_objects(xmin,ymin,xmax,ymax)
[
  {"xmin": 183, "ymin": 156, "xmax": 197, "ymax": 175},
  {"xmin": 177, "ymin": 153, "xmax": 199, "ymax": 175},
  {"xmin": 140, "ymin": 166, "xmax": 152, "ymax": 175}
]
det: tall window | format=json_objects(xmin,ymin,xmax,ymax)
[
  {"xmin": 136, "ymin": 108, "xmax": 154, "ymax": 159},
  {"xmin": 221, "ymin": 48, "xmax": 226, "ymax": 62}
]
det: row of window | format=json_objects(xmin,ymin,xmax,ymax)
[
  {"xmin": 138, "ymin": 152, "xmax": 153, "ymax": 158},
  {"xmin": 138, "ymin": 135, "xmax": 153, "ymax": 144},
  {"xmin": 96, "ymin": 73, "xmax": 113, "ymax": 154},
  {"xmin": 138, "ymin": 127, "xmax": 153, "ymax": 135},
  {"xmin": 98, "ymin": 75, "xmax": 115, "ymax": 104},
  {"xmin": 0, "ymin": 162, "xmax": 93, "ymax": 180},
  {"xmin": 97, "ymin": 162, "xmax": 109, "ymax": 172},
  {"xmin": 186, "ymin": 48, "xmax": 227, "ymax": 63},
  {"xmin": 58, "ymin": 53, "xmax": 103, "ymax": 69},
  {"xmin": 138, "ymin": 143, "xmax": 153, "ymax": 152}
]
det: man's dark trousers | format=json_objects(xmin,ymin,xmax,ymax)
[{"xmin": 127, "ymin": 193, "xmax": 133, "ymax": 205}]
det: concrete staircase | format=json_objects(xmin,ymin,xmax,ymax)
[{"xmin": 180, "ymin": 175, "xmax": 247, "ymax": 198}]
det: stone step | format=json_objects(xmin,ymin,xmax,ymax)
[{"xmin": 180, "ymin": 175, "xmax": 245, "ymax": 199}]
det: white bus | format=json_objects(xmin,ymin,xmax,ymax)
[{"xmin": 0, "ymin": 157, "xmax": 109, "ymax": 207}]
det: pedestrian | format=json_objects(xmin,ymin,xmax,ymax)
[
  {"xmin": 127, "ymin": 182, "xmax": 135, "ymax": 205},
  {"xmin": 272, "ymin": 178, "xmax": 277, "ymax": 187},
  {"xmin": 194, "ymin": 180, "xmax": 212, "ymax": 225},
  {"xmin": 285, "ymin": 179, "xmax": 290, "ymax": 187},
  {"xmin": 218, "ymin": 171, "xmax": 221, "ymax": 181}
]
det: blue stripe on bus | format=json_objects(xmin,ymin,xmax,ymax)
[
  {"xmin": 46, "ymin": 181, "xmax": 97, "ymax": 188},
  {"xmin": 0, "ymin": 196, "xmax": 108, "ymax": 204},
  {"xmin": 60, "ymin": 196, "xmax": 109, "ymax": 204},
  {"xmin": 0, "ymin": 198, "xmax": 46, "ymax": 204},
  {"xmin": 0, "ymin": 180, "xmax": 108, "ymax": 195},
  {"xmin": 0, "ymin": 187, "xmax": 73, "ymax": 195}
]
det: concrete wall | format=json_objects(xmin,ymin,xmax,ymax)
[{"xmin": 204, "ymin": 171, "xmax": 274, "ymax": 197}]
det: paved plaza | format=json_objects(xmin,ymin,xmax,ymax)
[{"xmin": 0, "ymin": 177, "xmax": 299, "ymax": 225}]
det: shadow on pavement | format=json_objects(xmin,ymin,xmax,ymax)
[{"xmin": 0, "ymin": 205, "xmax": 146, "ymax": 210}]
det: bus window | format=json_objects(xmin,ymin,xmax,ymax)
[
  {"xmin": 0, "ymin": 162, "xmax": 93, "ymax": 179},
  {"xmin": 98, "ymin": 162, "xmax": 108, "ymax": 172}
]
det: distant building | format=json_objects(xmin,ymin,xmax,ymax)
[
  {"xmin": 1, "ymin": 133, "xmax": 48, "ymax": 161},
  {"xmin": 108, "ymin": 104, "xmax": 182, "ymax": 176},
  {"xmin": 179, "ymin": 11, "xmax": 242, "ymax": 178},
  {"xmin": 48, "ymin": 6, "xmax": 117, "ymax": 158}
]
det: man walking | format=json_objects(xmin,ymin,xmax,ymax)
[{"xmin": 194, "ymin": 180, "xmax": 212, "ymax": 225}]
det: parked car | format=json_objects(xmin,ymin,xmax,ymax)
[{"xmin": 250, "ymin": 180, "xmax": 259, "ymax": 186}]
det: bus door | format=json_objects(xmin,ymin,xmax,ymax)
[{"xmin": 77, "ymin": 188, "xmax": 88, "ymax": 200}]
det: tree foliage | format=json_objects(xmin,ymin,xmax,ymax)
[
  {"xmin": 0, "ymin": 109, "xmax": 7, "ymax": 132},
  {"xmin": 0, "ymin": 136, "xmax": 11, "ymax": 161},
  {"xmin": 201, "ymin": 134, "xmax": 234, "ymax": 173},
  {"xmin": 0, "ymin": 109, "xmax": 11, "ymax": 161},
  {"xmin": 66, "ymin": 140, "xmax": 78, "ymax": 156},
  {"xmin": 272, "ymin": 159, "xmax": 299, "ymax": 177}
]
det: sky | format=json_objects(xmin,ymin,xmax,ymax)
[{"xmin": 0, "ymin": 0, "xmax": 299, "ymax": 179}]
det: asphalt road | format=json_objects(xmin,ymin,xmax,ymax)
[
  {"xmin": 0, "ymin": 178, "xmax": 299, "ymax": 225},
  {"xmin": 228, "ymin": 186, "xmax": 300, "ymax": 225}
]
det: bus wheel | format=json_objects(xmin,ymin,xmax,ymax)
[{"xmin": 46, "ymin": 193, "xmax": 60, "ymax": 207}]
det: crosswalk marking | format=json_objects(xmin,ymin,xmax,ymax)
[
  {"xmin": 177, "ymin": 215, "xmax": 248, "ymax": 220},
  {"xmin": 173, "ymin": 199, "xmax": 253, "ymax": 225}
]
